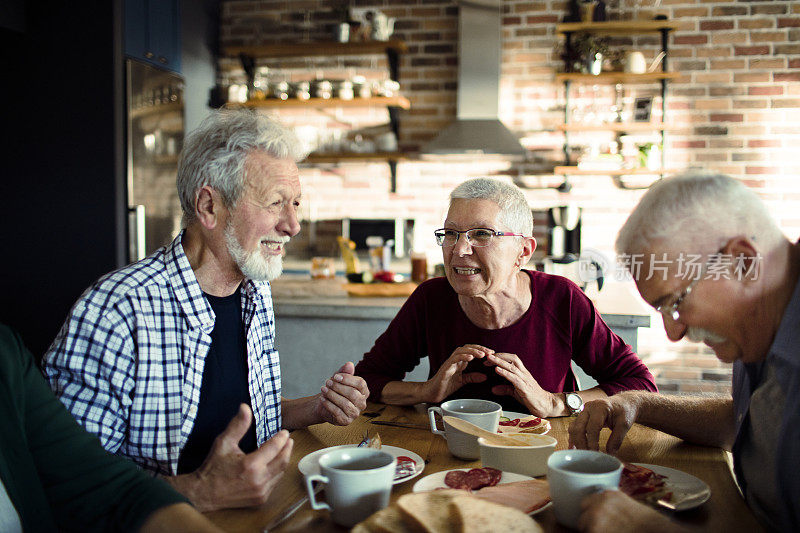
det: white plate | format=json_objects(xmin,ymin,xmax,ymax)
[
  {"xmin": 499, "ymin": 410, "xmax": 551, "ymax": 435},
  {"xmin": 632, "ymin": 463, "xmax": 711, "ymax": 511},
  {"xmin": 298, "ymin": 445, "xmax": 425, "ymax": 485},
  {"xmin": 412, "ymin": 468, "xmax": 532, "ymax": 492},
  {"xmin": 412, "ymin": 469, "xmax": 550, "ymax": 515}
]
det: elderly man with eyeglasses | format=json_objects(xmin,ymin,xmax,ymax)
[
  {"xmin": 569, "ymin": 173, "xmax": 800, "ymax": 532},
  {"xmin": 354, "ymin": 178, "xmax": 656, "ymax": 416}
]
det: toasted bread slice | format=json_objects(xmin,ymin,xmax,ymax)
[
  {"xmin": 396, "ymin": 491, "xmax": 462, "ymax": 533},
  {"xmin": 450, "ymin": 494, "xmax": 544, "ymax": 533},
  {"xmin": 352, "ymin": 504, "xmax": 421, "ymax": 533}
]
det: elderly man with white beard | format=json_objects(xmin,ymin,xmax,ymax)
[
  {"xmin": 42, "ymin": 110, "xmax": 368, "ymax": 512},
  {"xmin": 568, "ymin": 173, "xmax": 800, "ymax": 533}
]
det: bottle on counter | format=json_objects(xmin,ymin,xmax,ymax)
[{"xmin": 410, "ymin": 251, "xmax": 428, "ymax": 283}]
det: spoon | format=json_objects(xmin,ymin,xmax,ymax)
[{"xmin": 442, "ymin": 416, "xmax": 531, "ymax": 447}]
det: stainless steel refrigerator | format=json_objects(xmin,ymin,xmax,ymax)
[{"xmin": 126, "ymin": 58, "xmax": 185, "ymax": 261}]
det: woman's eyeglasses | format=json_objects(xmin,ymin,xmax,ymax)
[{"xmin": 434, "ymin": 228, "xmax": 524, "ymax": 247}]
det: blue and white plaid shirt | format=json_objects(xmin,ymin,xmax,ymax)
[{"xmin": 43, "ymin": 231, "xmax": 282, "ymax": 475}]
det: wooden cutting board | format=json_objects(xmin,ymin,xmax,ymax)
[{"xmin": 345, "ymin": 282, "xmax": 417, "ymax": 297}]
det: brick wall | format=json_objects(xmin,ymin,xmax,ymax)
[{"xmin": 219, "ymin": 0, "xmax": 800, "ymax": 395}]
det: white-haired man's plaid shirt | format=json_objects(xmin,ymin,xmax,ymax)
[{"xmin": 43, "ymin": 231, "xmax": 282, "ymax": 475}]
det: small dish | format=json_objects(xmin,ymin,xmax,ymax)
[
  {"xmin": 298, "ymin": 445, "xmax": 424, "ymax": 485},
  {"xmin": 478, "ymin": 433, "xmax": 557, "ymax": 478},
  {"xmin": 499, "ymin": 410, "xmax": 551, "ymax": 435}
]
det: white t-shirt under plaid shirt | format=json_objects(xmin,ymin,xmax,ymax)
[{"xmin": 42, "ymin": 231, "xmax": 282, "ymax": 475}]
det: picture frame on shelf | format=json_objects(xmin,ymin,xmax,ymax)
[{"xmin": 633, "ymin": 96, "xmax": 653, "ymax": 122}]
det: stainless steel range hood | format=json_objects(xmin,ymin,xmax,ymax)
[{"xmin": 421, "ymin": 0, "xmax": 527, "ymax": 160}]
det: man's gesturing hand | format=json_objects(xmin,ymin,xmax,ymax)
[
  {"xmin": 568, "ymin": 395, "xmax": 639, "ymax": 454},
  {"xmin": 423, "ymin": 344, "xmax": 491, "ymax": 403},
  {"xmin": 181, "ymin": 404, "xmax": 293, "ymax": 511},
  {"xmin": 315, "ymin": 361, "xmax": 369, "ymax": 426}
]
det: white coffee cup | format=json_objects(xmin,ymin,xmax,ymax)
[
  {"xmin": 428, "ymin": 399, "xmax": 502, "ymax": 459},
  {"xmin": 305, "ymin": 447, "xmax": 396, "ymax": 527},
  {"xmin": 546, "ymin": 450, "xmax": 623, "ymax": 529}
]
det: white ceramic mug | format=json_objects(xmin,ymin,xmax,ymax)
[
  {"xmin": 305, "ymin": 447, "xmax": 396, "ymax": 527},
  {"xmin": 546, "ymin": 449, "xmax": 623, "ymax": 529},
  {"xmin": 624, "ymin": 51, "xmax": 647, "ymax": 74},
  {"xmin": 428, "ymin": 399, "xmax": 502, "ymax": 459}
]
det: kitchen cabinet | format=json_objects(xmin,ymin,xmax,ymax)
[
  {"xmin": 222, "ymin": 40, "xmax": 409, "ymax": 191},
  {"xmin": 555, "ymin": 21, "xmax": 679, "ymax": 189},
  {"xmin": 124, "ymin": 0, "xmax": 181, "ymax": 73}
]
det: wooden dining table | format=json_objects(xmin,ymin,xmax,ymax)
[{"xmin": 204, "ymin": 403, "xmax": 764, "ymax": 532}]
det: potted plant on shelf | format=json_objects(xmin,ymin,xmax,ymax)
[{"xmin": 559, "ymin": 34, "xmax": 611, "ymax": 74}]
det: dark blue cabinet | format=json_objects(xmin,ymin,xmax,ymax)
[{"xmin": 125, "ymin": 0, "xmax": 181, "ymax": 72}]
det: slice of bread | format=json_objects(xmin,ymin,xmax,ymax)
[
  {"xmin": 396, "ymin": 491, "xmax": 462, "ymax": 533},
  {"xmin": 352, "ymin": 504, "xmax": 422, "ymax": 533},
  {"xmin": 449, "ymin": 494, "xmax": 544, "ymax": 533}
]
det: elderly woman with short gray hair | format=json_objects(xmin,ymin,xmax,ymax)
[{"xmin": 355, "ymin": 178, "xmax": 656, "ymax": 416}]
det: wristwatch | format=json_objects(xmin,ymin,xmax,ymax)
[{"xmin": 564, "ymin": 392, "xmax": 584, "ymax": 415}]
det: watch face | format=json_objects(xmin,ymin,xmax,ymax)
[{"xmin": 567, "ymin": 393, "xmax": 582, "ymax": 410}]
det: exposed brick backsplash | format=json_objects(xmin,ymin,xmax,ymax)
[{"xmin": 219, "ymin": 0, "xmax": 800, "ymax": 395}]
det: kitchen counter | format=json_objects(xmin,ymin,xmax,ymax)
[{"xmin": 271, "ymin": 277, "xmax": 650, "ymax": 398}]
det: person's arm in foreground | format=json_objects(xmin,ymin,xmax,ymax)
[
  {"xmin": 568, "ymin": 390, "xmax": 736, "ymax": 454},
  {"xmin": 140, "ymin": 503, "xmax": 223, "ymax": 532},
  {"xmin": 4, "ymin": 326, "xmax": 218, "ymax": 532}
]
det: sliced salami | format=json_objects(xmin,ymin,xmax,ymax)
[
  {"xmin": 465, "ymin": 468, "xmax": 493, "ymax": 490},
  {"xmin": 444, "ymin": 469, "xmax": 471, "ymax": 489},
  {"xmin": 483, "ymin": 467, "xmax": 502, "ymax": 487}
]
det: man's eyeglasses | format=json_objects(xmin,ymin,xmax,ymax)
[
  {"xmin": 654, "ymin": 252, "xmax": 720, "ymax": 321},
  {"xmin": 654, "ymin": 274, "xmax": 703, "ymax": 322},
  {"xmin": 434, "ymin": 227, "xmax": 524, "ymax": 247}
]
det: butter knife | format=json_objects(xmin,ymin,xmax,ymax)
[
  {"xmin": 369, "ymin": 420, "xmax": 429, "ymax": 430},
  {"xmin": 263, "ymin": 484, "xmax": 322, "ymax": 532}
]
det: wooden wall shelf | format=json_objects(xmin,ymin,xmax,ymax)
[
  {"xmin": 554, "ymin": 166, "xmax": 680, "ymax": 176},
  {"xmin": 304, "ymin": 152, "xmax": 408, "ymax": 164},
  {"xmin": 222, "ymin": 40, "xmax": 408, "ymax": 59},
  {"xmin": 557, "ymin": 123, "xmax": 677, "ymax": 133},
  {"xmin": 556, "ymin": 21, "xmax": 680, "ymax": 35},
  {"xmin": 240, "ymin": 96, "xmax": 410, "ymax": 110},
  {"xmin": 556, "ymin": 72, "xmax": 680, "ymax": 83}
]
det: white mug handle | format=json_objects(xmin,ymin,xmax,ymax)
[
  {"xmin": 305, "ymin": 475, "xmax": 330, "ymax": 511},
  {"xmin": 428, "ymin": 406, "xmax": 446, "ymax": 437}
]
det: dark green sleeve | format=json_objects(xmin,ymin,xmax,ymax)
[{"xmin": 3, "ymin": 325, "xmax": 188, "ymax": 532}]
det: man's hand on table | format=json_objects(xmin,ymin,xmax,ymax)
[
  {"xmin": 579, "ymin": 490, "xmax": 687, "ymax": 533},
  {"xmin": 421, "ymin": 344, "xmax": 490, "ymax": 403},
  {"xmin": 168, "ymin": 404, "xmax": 293, "ymax": 512},
  {"xmin": 484, "ymin": 351, "xmax": 565, "ymax": 417},
  {"xmin": 568, "ymin": 394, "xmax": 641, "ymax": 454}
]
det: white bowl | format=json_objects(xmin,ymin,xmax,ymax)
[{"xmin": 478, "ymin": 433, "xmax": 558, "ymax": 478}]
